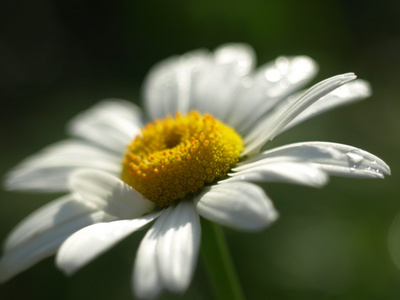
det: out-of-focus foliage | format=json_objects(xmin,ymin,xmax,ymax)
[{"xmin": 1, "ymin": 0, "xmax": 399, "ymax": 299}]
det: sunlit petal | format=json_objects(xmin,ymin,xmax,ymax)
[
  {"xmin": 56, "ymin": 211, "xmax": 161, "ymax": 276},
  {"xmin": 243, "ymin": 73, "xmax": 357, "ymax": 155},
  {"xmin": 156, "ymin": 200, "xmax": 201, "ymax": 293},
  {"xmin": 237, "ymin": 141, "xmax": 390, "ymax": 179},
  {"xmin": 67, "ymin": 99, "xmax": 143, "ymax": 154},
  {"xmin": 282, "ymin": 79, "xmax": 371, "ymax": 132},
  {"xmin": 70, "ymin": 169, "xmax": 155, "ymax": 219},
  {"xmin": 4, "ymin": 140, "xmax": 121, "ymax": 192},
  {"xmin": 307, "ymin": 142, "xmax": 390, "ymax": 178},
  {"xmin": 133, "ymin": 208, "xmax": 173, "ymax": 299},
  {"xmin": 226, "ymin": 160, "xmax": 329, "ymax": 188},
  {"xmin": 195, "ymin": 182, "xmax": 278, "ymax": 231},
  {"xmin": 228, "ymin": 55, "xmax": 318, "ymax": 134},
  {"xmin": 0, "ymin": 194, "xmax": 105, "ymax": 282},
  {"xmin": 143, "ymin": 50, "xmax": 211, "ymax": 119},
  {"xmin": 190, "ymin": 43, "xmax": 255, "ymax": 121}
]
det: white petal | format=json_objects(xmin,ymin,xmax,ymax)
[
  {"xmin": 190, "ymin": 43, "xmax": 255, "ymax": 121},
  {"xmin": 156, "ymin": 200, "xmax": 201, "ymax": 293},
  {"xmin": 3, "ymin": 195, "xmax": 96, "ymax": 253},
  {"xmin": 133, "ymin": 209, "xmax": 173, "ymax": 299},
  {"xmin": 143, "ymin": 49, "xmax": 211, "ymax": 120},
  {"xmin": 235, "ymin": 141, "xmax": 344, "ymax": 171},
  {"xmin": 56, "ymin": 211, "xmax": 161, "ymax": 276},
  {"xmin": 143, "ymin": 44, "xmax": 255, "ymax": 122},
  {"xmin": 282, "ymin": 79, "xmax": 371, "ymax": 132},
  {"xmin": 224, "ymin": 160, "xmax": 329, "ymax": 188},
  {"xmin": 305, "ymin": 142, "xmax": 390, "ymax": 178},
  {"xmin": 242, "ymin": 73, "xmax": 357, "ymax": 156},
  {"xmin": 67, "ymin": 99, "xmax": 143, "ymax": 154},
  {"xmin": 4, "ymin": 140, "xmax": 122, "ymax": 193},
  {"xmin": 69, "ymin": 169, "xmax": 155, "ymax": 219},
  {"xmin": 195, "ymin": 182, "xmax": 278, "ymax": 231},
  {"xmin": 237, "ymin": 141, "xmax": 390, "ymax": 179},
  {"xmin": 0, "ymin": 194, "xmax": 105, "ymax": 282},
  {"xmin": 227, "ymin": 56, "xmax": 318, "ymax": 134}
]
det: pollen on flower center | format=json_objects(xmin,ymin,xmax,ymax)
[{"xmin": 121, "ymin": 111, "xmax": 243, "ymax": 207}]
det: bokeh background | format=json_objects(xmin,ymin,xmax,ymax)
[{"xmin": 1, "ymin": 0, "xmax": 400, "ymax": 299}]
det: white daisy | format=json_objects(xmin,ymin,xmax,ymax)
[{"xmin": 0, "ymin": 44, "xmax": 390, "ymax": 299}]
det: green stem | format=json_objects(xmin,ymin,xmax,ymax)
[{"xmin": 201, "ymin": 218, "xmax": 246, "ymax": 300}]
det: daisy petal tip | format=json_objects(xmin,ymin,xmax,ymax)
[
  {"xmin": 133, "ymin": 283, "xmax": 163, "ymax": 300},
  {"xmin": 156, "ymin": 202, "xmax": 200, "ymax": 294},
  {"xmin": 2, "ymin": 179, "xmax": 13, "ymax": 191},
  {"xmin": 294, "ymin": 55, "xmax": 319, "ymax": 75},
  {"xmin": 355, "ymin": 79, "xmax": 372, "ymax": 97},
  {"xmin": 55, "ymin": 250, "xmax": 82, "ymax": 277},
  {"xmin": 264, "ymin": 208, "xmax": 279, "ymax": 228},
  {"xmin": 370, "ymin": 160, "xmax": 391, "ymax": 178},
  {"xmin": 164, "ymin": 281, "xmax": 190, "ymax": 295},
  {"xmin": 0, "ymin": 258, "xmax": 13, "ymax": 284},
  {"xmin": 377, "ymin": 158, "xmax": 391, "ymax": 177},
  {"xmin": 342, "ymin": 72, "xmax": 357, "ymax": 83},
  {"xmin": 385, "ymin": 165, "xmax": 391, "ymax": 176},
  {"xmin": 55, "ymin": 261, "xmax": 77, "ymax": 277},
  {"xmin": 343, "ymin": 147, "xmax": 391, "ymax": 179},
  {"xmin": 294, "ymin": 168, "xmax": 329, "ymax": 188},
  {"xmin": 316, "ymin": 172, "xmax": 330, "ymax": 187},
  {"xmin": 374, "ymin": 163, "xmax": 391, "ymax": 178},
  {"xmin": 195, "ymin": 182, "xmax": 280, "ymax": 231},
  {"xmin": 249, "ymin": 206, "xmax": 280, "ymax": 232}
]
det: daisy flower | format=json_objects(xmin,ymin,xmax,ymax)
[{"xmin": 0, "ymin": 44, "xmax": 390, "ymax": 299}]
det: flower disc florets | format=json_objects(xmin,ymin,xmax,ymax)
[{"xmin": 121, "ymin": 111, "xmax": 243, "ymax": 207}]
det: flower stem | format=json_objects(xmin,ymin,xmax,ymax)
[{"xmin": 200, "ymin": 218, "xmax": 245, "ymax": 300}]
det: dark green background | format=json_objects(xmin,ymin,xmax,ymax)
[{"xmin": 1, "ymin": 0, "xmax": 399, "ymax": 299}]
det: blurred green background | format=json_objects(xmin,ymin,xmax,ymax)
[{"xmin": 1, "ymin": 0, "xmax": 400, "ymax": 299}]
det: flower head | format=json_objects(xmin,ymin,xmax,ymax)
[
  {"xmin": 0, "ymin": 44, "xmax": 390, "ymax": 299},
  {"xmin": 121, "ymin": 111, "xmax": 243, "ymax": 207}
]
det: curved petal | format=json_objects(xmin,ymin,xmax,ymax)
[
  {"xmin": 307, "ymin": 142, "xmax": 390, "ymax": 178},
  {"xmin": 282, "ymin": 79, "xmax": 371, "ymax": 132},
  {"xmin": 4, "ymin": 140, "xmax": 122, "ymax": 193},
  {"xmin": 0, "ymin": 194, "xmax": 105, "ymax": 283},
  {"xmin": 70, "ymin": 169, "xmax": 155, "ymax": 219},
  {"xmin": 224, "ymin": 160, "xmax": 329, "ymax": 188},
  {"xmin": 190, "ymin": 43, "xmax": 255, "ymax": 121},
  {"xmin": 227, "ymin": 56, "xmax": 318, "ymax": 134},
  {"xmin": 237, "ymin": 141, "xmax": 390, "ymax": 179},
  {"xmin": 2, "ymin": 195, "xmax": 97, "ymax": 253},
  {"xmin": 156, "ymin": 200, "xmax": 201, "ymax": 293},
  {"xmin": 143, "ymin": 49, "xmax": 211, "ymax": 120},
  {"xmin": 242, "ymin": 73, "xmax": 357, "ymax": 156},
  {"xmin": 56, "ymin": 211, "xmax": 162, "ymax": 276},
  {"xmin": 133, "ymin": 208, "xmax": 173, "ymax": 299},
  {"xmin": 67, "ymin": 99, "xmax": 143, "ymax": 154},
  {"xmin": 195, "ymin": 182, "xmax": 278, "ymax": 231},
  {"xmin": 236, "ymin": 141, "xmax": 342, "ymax": 170},
  {"xmin": 143, "ymin": 44, "xmax": 255, "ymax": 122}
]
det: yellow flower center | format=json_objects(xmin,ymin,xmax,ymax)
[{"xmin": 121, "ymin": 111, "xmax": 243, "ymax": 207}]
